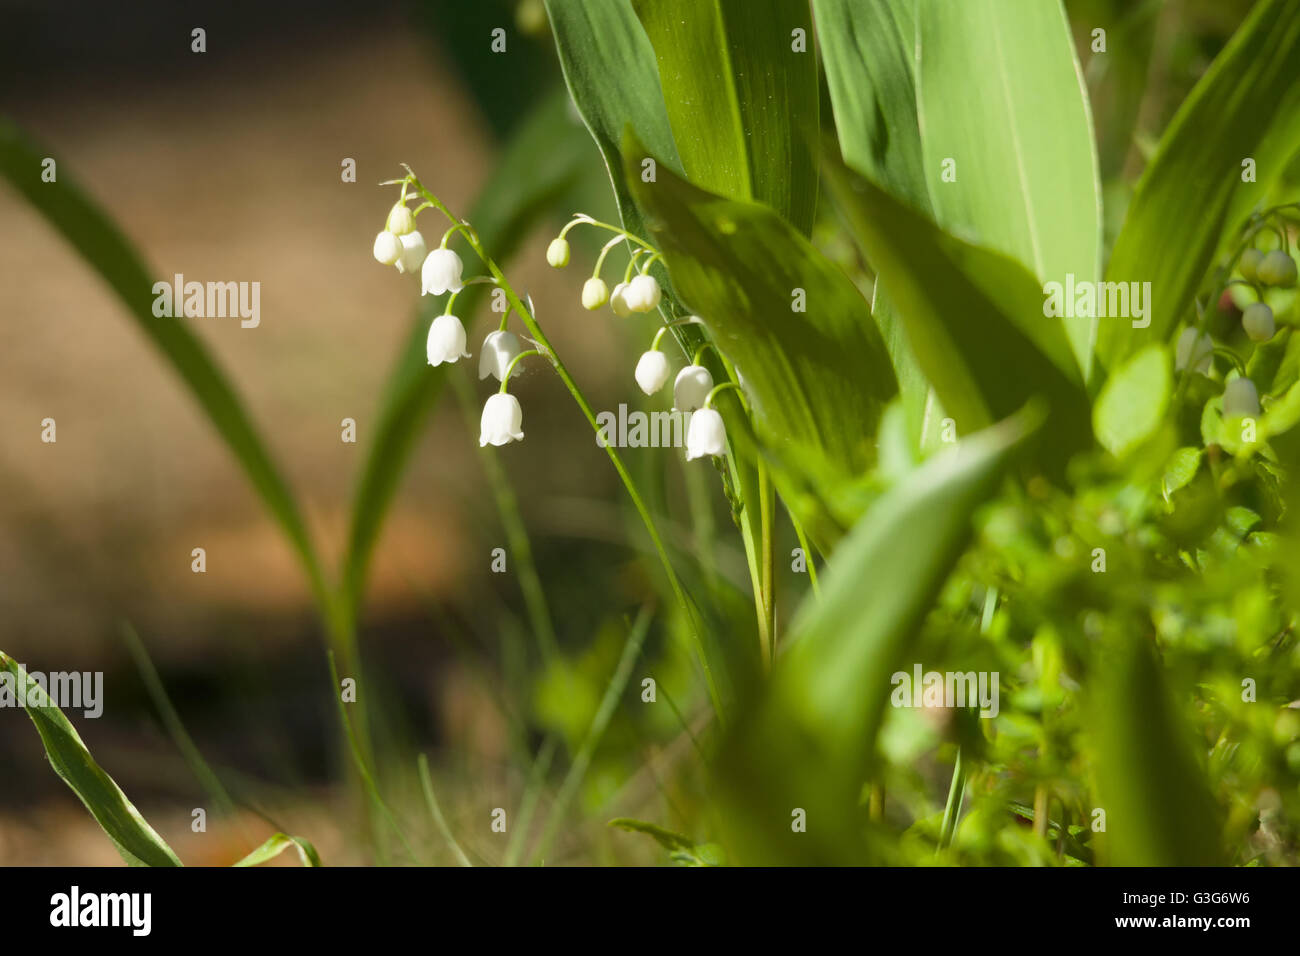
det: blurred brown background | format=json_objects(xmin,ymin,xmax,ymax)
[{"xmin": 0, "ymin": 0, "xmax": 644, "ymax": 864}]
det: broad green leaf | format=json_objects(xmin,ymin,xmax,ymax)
[
  {"xmin": 1090, "ymin": 633, "xmax": 1223, "ymax": 866},
  {"xmin": 823, "ymin": 154, "xmax": 1090, "ymax": 472},
  {"xmin": 233, "ymin": 832, "xmax": 321, "ymax": 868},
  {"xmin": 1, "ymin": 652, "xmax": 183, "ymax": 867},
  {"xmin": 627, "ymin": 141, "xmax": 898, "ymax": 542},
  {"xmin": 340, "ymin": 90, "xmax": 589, "ymax": 621},
  {"xmin": 716, "ymin": 407, "xmax": 1041, "ymax": 864},
  {"xmin": 916, "ymin": 0, "xmax": 1102, "ymax": 378},
  {"xmin": 0, "ymin": 120, "xmax": 331, "ymax": 613},
  {"xmin": 1162, "ymin": 446, "xmax": 1202, "ymax": 501},
  {"xmin": 544, "ymin": 0, "xmax": 682, "ymax": 249},
  {"xmin": 632, "ymin": 0, "xmax": 819, "ymax": 235},
  {"xmin": 814, "ymin": 0, "xmax": 938, "ymax": 451},
  {"xmin": 814, "ymin": 0, "xmax": 926, "ymax": 210},
  {"xmin": 1092, "ymin": 344, "xmax": 1170, "ymax": 457},
  {"xmin": 1098, "ymin": 0, "xmax": 1300, "ymax": 369}
]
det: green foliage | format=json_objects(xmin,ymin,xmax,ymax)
[
  {"xmin": 1099, "ymin": 0, "xmax": 1300, "ymax": 368},
  {"xmin": 632, "ymin": 0, "xmax": 819, "ymax": 235},
  {"xmin": 0, "ymin": 652, "xmax": 183, "ymax": 867}
]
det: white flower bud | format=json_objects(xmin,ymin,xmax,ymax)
[
  {"xmin": 582, "ymin": 277, "xmax": 609, "ymax": 310},
  {"xmin": 1174, "ymin": 327, "xmax": 1213, "ymax": 374},
  {"xmin": 479, "ymin": 330, "xmax": 522, "ymax": 382},
  {"xmin": 387, "ymin": 203, "xmax": 415, "ymax": 236},
  {"xmin": 634, "ymin": 350, "xmax": 671, "ymax": 395},
  {"xmin": 480, "ymin": 392, "xmax": 525, "ymax": 447},
  {"xmin": 1242, "ymin": 303, "xmax": 1275, "ymax": 342},
  {"xmin": 546, "ymin": 237, "xmax": 571, "ymax": 268},
  {"xmin": 1223, "ymin": 377, "xmax": 1260, "ymax": 418},
  {"xmin": 426, "ymin": 314, "xmax": 471, "ymax": 366},
  {"xmin": 396, "ymin": 230, "xmax": 427, "ymax": 275},
  {"xmin": 624, "ymin": 274, "xmax": 661, "ymax": 312},
  {"xmin": 610, "ymin": 281, "xmax": 633, "ymax": 317},
  {"xmin": 686, "ymin": 407, "xmax": 726, "ymax": 461},
  {"xmin": 673, "ymin": 364, "xmax": 713, "ymax": 412},
  {"xmin": 422, "ymin": 247, "xmax": 465, "ymax": 296},
  {"xmin": 373, "ymin": 230, "xmax": 402, "ymax": 266}
]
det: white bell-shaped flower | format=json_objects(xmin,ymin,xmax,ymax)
[
  {"xmin": 673, "ymin": 364, "xmax": 714, "ymax": 411},
  {"xmin": 546, "ymin": 237, "xmax": 570, "ymax": 268},
  {"xmin": 422, "ymin": 247, "xmax": 465, "ymax": 296},
  {"xmin": 686, "ymin": 407, "xmax": 726, "ymax": 461},
  {"xmin": 396, "ymin": 230, "xmax": 426, "ymax": 275},
  {"xmin": 1223, "ymin": 377, "xmax": 1260, "ymax": 418},
  {"xmin": 582, "ymin": 277, "xmax": 609, "ymax": 310},
  {"xmin": 387, "ymin": 203, "xmax": 415, "ymax": 236},
  {"xmin": 1174, "ymin": 327, "xmax": 1213, "ymax": 374},
  {"xmin": 374, "ymin": 230, "xmax": 402, "ymax": 266},
  {"xmin": 635, "ymin": 350, "xmax": 671, "ymax": 395},
  {"xmin": 610, "ymin": 282, "xmax": 633, "ymax": 317},
  {"xmin": 426, "ymin": 314, "xmax": 471, "ymax": 366},
  {"xmin": 480, "ymin": 392, "xmax": 525, "ymax": 447},
  {"xmin": 624, "ymin": 274, "xmax": 661, "ymax": 312},
  {"xmin": 479, "ymin": 330, "xmax": 522, "ymax": 382}
]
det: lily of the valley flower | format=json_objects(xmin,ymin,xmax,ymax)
[
  {"xmin": 1174, "ymin": 326, "xmax": 1214, "ymax": 374},
  {"xmin": 479, "ymin": 330, "xmax": 523, "ymax": 382},
  {"xmin": 686, "ymin": 408, "xmax": 726, "ymax": 461},
  {"xmin": 1223, "ymin": 377, "xmax": 1260, "ymax": 418},
  {"xmin": 582, "ymin": 277, "xmax": 609, "ymax": 310},
  {"xmin": 480, "ymin": 392, "xmax": 524, "ymax": 447},
  {"xmin": 634, "ymin": 350, "xmax": 671, "ymax": 395},
  {"xmin": 373, "ymin": 230, "xmax": 402, "ymax": 266},
  {"xmin": 426, "ymin": 314, "xmax": 471, "ymax": 366},
  {"xmin": 422, "ymin": 247, "xmax": 465, "ymax": 296},
  {"xmin": 546, "ymin": 237, "xmax": 571, "ymax": 268},
  {"xmin": 387, "ymin": 202, "xmax": 415, "ymax": 236},
  {"xmin": 396, "ymin": 231, "xmax": 427, "ymax": 275},
  {"xmin": 673, "ymin": 364, "xmax": 713, "ymax": 411},
  {"xmin": 610, "ymin": 282, "xmax": 633, "ymax": 317},
  {"xmin": 623, "ymin": 274, "xmax": 661, "ymax": 313}
]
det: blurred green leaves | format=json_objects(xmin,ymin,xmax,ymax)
[
  {"xmin": 715, "ymin": 408, "xmax": 1041, "ymax": 864},
  {"xmin": 1099, "ymin": 0, "xmax": 1300, "ymax": 368},
  {"xmin": 1093, "ymin": 343, "xmax": 1171, "ymax": 457}
]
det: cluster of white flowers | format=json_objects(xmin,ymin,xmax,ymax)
[
  {"xmin": 374, "ymin": 196, "xmax": 536, "ymax": 448},
  {"xmin": 548, "ymin": 216, "xmax": 743, "ymax": 462},
  {"xmin": 374, "ymin": 190, "xmax": 746, "ymax": 463}
]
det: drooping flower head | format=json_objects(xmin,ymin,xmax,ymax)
[
  {"xmin": 686, "ymin": 407, "xmax": 726, "ymax": 461},
  {"xmin": 480, "ymin": 392, "xmax": 525, "ymax": 447},
  {"xmin": 582, "ymin": 277, "xmax": 609, "ymax": 311},
  {"xmin": 479, "ymin": 330, "xmax": 523, "ymax": 382},
  {"xmin": 1223, "ymin": 376, "xmax": 1260, "ymax": 418},
  {"xmin": 422, "ymin": 247, "xmax": 465, "ymax": 296},
  {"xmin": 624, "ymin": 274, "xmax": 661, "ymax": 313},
  {"xmin": 426, "ymin": 314, "xmax": 471, "ymax": 366},
  {"xmin": 673, "ymin": 364, "xmax": 714, "ymax": 412},
  {"xmin": 396, "ymin": 231, "xmax": 427, "ymax": 275},
  {"xmin": 546, "ymin": 237, "xmax": 571, "ymax": 268},
  {"xmin": 386, "ymin": 202, "xmax": 415, "ymax": 236},
  {"xmin": 373, "ymin": 230, "xmax": 402, "ymax": 266},
  {"xmin": 635, "ymin": 350, "xmax": 671, "ymax": 396},
  {"xmin": 610, "ymin": 282, "xmax": 633, "ymax": 317}
]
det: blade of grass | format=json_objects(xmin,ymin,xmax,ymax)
[
  {"xmin": 503, "ymin": 735, "xmax": 559, "ymax": 867},
  {"xmin": 232, "ymin": 832, "xmax": 322, "ymax": 867},
  {"xmin": 530, "ymin": 606, "xmax": 654, "ymax": 864},
  {"xmin": 417, "ymin": 754, "xmax": 474, "ymax": 867},
  {"xmin": 0, "ymin": 650, "xmax": 183, "ymax": 867},
  {"xmin": 121, "ymin": 622, "xmax": 237, "ymax": 819}
]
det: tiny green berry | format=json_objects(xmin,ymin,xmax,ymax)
[
  {"xmin": 1243, "ymin": 302, "xmax": 1275, "ymax": 342},
  {"xmin": 1239, "ymin": 248, "xmax": 1264, "ymax": 283},
  {"xmin": 546, "ymin": 237, "xmax": 571, "ymax": 268},
  {"xmin": 1258, "ymin": 250, "xmax": 1298, "ymax": 288}
]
